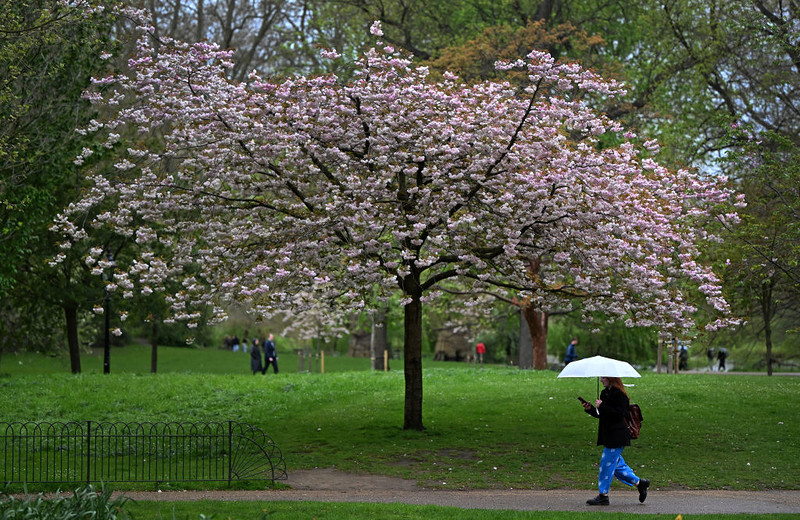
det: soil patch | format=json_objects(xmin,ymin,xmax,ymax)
[{"xmin": 285, "ymin": 468, "xmax": 420, "ymax": 491}]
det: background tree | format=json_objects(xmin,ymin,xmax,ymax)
[
  {"xmin": 632, "ymin": 0, "xmax": 800, "ymax": 368},
  {"xmin": 139, "ymin": 0, "xmax": 358, "ymax": 76},
  {"xmin": 719, "ymin": 128, "xmax": 800, "ymax": 375},
  {"xmin": 0, "ymin": 0, "xmax": 118, "ymax": 371},
  {"xmin": 628, "ymin": 0, "xmax": 800, "ymax": 163}
]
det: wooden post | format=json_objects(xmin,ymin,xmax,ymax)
[
  {"xmin": 665, "ymin": 338, "xmax": 671, "ymax": 374},
  {"xmin": 321, "ymin": 350, "xmax": 325, "ymax": 373},
  {"xmin": 370, "ymin": 315, "xmax": 376, "ymax": 371},
  {"xmin": 384, "ymin": 350, "xmax": 388, "ymax": 372},
  {"xmin": 657, "ymin": 337, "xmax": 663, "ymax": 374}
]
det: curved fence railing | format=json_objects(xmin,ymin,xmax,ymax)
[{"xmin": 0, "ymin": 421, "xmax": 287, "ymax": 485}]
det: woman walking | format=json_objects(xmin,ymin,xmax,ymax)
[
  {"xmin": 581, "ymin": 376, "xmax": 650, "ymax": 506},
  {"xmin": 250, "ymin": 338, "xmax": 263, "ymax": 375}
]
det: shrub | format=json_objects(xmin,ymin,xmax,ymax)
[{"xmin": 0, "ymin": 484, "xmax": 131, "ymax": 519}]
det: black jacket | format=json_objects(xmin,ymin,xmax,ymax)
[
  {"xmin": 250, "ymin": 344, "xmax": 263, "ymax": 372},
  {"xmin": 264, "ymin": 340, "xmax": 277, "ymax": 360},
  {"xmin": 586, "ymin": 385, "xmax": 631, "ymax": 448}
]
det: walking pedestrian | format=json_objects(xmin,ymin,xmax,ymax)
[
  {"xmin": 475, "ymin": 342, "xmax": 486, "ymax": 366},
  {"xmin": 678, "ymin": 344, "xmax": 689, "ymax": 371},
  {"xmin": 717, "ymin": 347, "xmax": 728, "ymax": 372},
  {"xmin": 564, "ymin": 338, "xmax": 579, "ymax": 365},
  {"xmin": 707, "ymin": 347, "xmax": 715, "ymax": 372},
  {"xmin": 580, "ymin": 376, "xmax": 649, "ymax": 506},
  {"xmin": 250, "ymin": 338, "xmax": 263, "ymax": 375},
  {"xmin": 263, "ymin": 333, "xmax": 279, "ymax": 374}
]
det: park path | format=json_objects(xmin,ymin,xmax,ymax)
[{"xmin": 118, "ymin": 468, "xmax": 800, "ymax": 515}]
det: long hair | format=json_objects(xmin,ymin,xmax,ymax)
[{"xmin": 606, "ymin": 377, "xmax": 628, "ymax": 397}]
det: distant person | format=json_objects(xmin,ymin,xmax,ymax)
[
  {"xmin": 475, "ymin": 342, "xmax": 486, "ymax": 366},
  {"xmin": 707, "ymin": 347, "xmax": 715, "ymax": 372},
  {"xmin": 580, "ymin": 377, "xmax": 649, "ymax": 506},
  {"xmin": 717, "ymin": 347, "xmax": 728, "ymax": 372},
  {"xmin": 232, "ymin": 335, "xmax": 240, "ymax": 352},
  {"xmin": 241, "ymin": 338, "xmax": 249, "ymax": 354},
  {"xmin": 250, "ymin": 338, "xmax": 263, "ymax": 375},
  {"xmin": 564, "ymin": 338, "xmax": 579, "ymax": 365},
  {"xmin": 263, "ymin": 334, "xmax": 279, "ymax": 374},
  {"xmin": 678, "ymin": 345, "xmax": 689, "ymax": 371}
]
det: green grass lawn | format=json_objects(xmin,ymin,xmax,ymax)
[
  {"xmin": 1, "ymin": 346, "xmax": 798, "ymax": 519},
  {"xmin": 0, "ymin": 344, "xmax": 380, "ymax": 375},
  {"xmin": 122, "ymin": 500, "xmax": 800, "ymax": 520},
  {"xmin": 1, "ymin": 345, "xmax": 797, "ymax": 492}
]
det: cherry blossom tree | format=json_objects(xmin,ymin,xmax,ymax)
[{"xmin": 56, "ymin": 21, "xmax": 737, "ymax": 430}]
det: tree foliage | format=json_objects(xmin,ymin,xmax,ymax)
[
  {"xmin": 0, "ymin": 0, "xmax": 112, "ymax": 294},
  {"xmin": 628, "ymin": 0, "xmax": 800, "ymax": 165},
  {"xmin": 632, "ymin": 1, "xmax": 800, "ymax": 368},
  {"xmin": 720, "ymin": 127, "xmax": 800, "ymax": 373},
  {"xmin": 0, "ymin": 0, "xmax": 118, "ymax": 369},
  {"xmin": 141, "ymin": 0, "xmax": 330, "ymax": 78}
]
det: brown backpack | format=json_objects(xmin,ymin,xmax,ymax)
[{"xmin": 625, "ymin": 403, "xmax": 643, "ymax": 439}]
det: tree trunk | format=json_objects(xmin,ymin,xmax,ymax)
[
  {"xmin": 657, "ymin": 337, "xmax": 663, "ymax": 373},
  {"xmin": 64, "ymin": 301, "xmax": 81, "ymax": 374},
  {"xmin": 522, "ymin": 305, "xmax": 549, "ymax": 370},
  {"xmin": 402, "ymin": 274, "xmax": 424, "ymax": 430},
  {"xmin": 764, "ymin": 318, "xmax": 773, "ymax": 376},
  {"xmin": 761, "ymin": 280, "xmax": 775, "ymax": 376},
  {"xmin": 520, "ymin": 256, "xmax": 549, "ymax": 370},
  {"xmin": 518, "ymin": 310, "xmax": 532, "ymax": 369},
  {"xmin": 371, "ymin": 307, "xmax": 389, "ymax": 371},
  {"xmin": 150, "ymin": 320, "xmax": 159, "ymax": 374}
]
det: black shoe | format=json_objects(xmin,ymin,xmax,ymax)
[
  {"xmin": 637, "ymin": 479, "xmax": 650, "ymax": 503},
  {"xmin": 586, "ymin": 494, "xmax": 609, "ymax": 506}
]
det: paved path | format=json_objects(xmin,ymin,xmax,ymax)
[
  {"xmin": 118, "ymin": 469, "xmax": 800, "ymax": 515},
  {"xmin": 123, "ymin": 488, "xmax": 800, "ymax": 515}
]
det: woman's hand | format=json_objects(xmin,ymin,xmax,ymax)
[
  {"xmin": 595, "ymin": 399, "xmax": 602, "ymax": 408},
  {"xmin": 582, "ymin": 401, "xmax": 593, "ymax": 412}
]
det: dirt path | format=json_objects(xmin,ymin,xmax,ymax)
[{"xmin": 116, "ymin": 468, "xmax": 800, "ymax": 515}]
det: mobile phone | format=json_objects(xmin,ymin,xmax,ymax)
[{"xmin": 577, "ymin": 396, "xmax": 589, "ymax": 405}]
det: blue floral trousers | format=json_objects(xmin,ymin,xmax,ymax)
[{"xmin": 598, "ymin": 447, "xmax": 639, "ymax": 494}]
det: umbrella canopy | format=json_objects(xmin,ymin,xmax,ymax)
[{"xmin": 557, "ymin": 355, "xmax": 642, "ymax": 379}]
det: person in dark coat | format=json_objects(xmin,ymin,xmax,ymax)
[
  {"xmin": 678, "ymin": 344, "xmax": 689, "ymax": 371},
  {"xmin": 564, "ymin": 338, "xmax": 579, "ymax": 365},
  {"xmin": 262, "ymin": 334, "xmax": 279, "ymax": 374},
  {"xmin": 717, "ymin": 347, "xmax": 728, "ymax": 372},
  {"xmin": 250, "ymin": 338, "xmax": 263, "ymax": 375},
  {"xmin": 580, "ymin": 376, "xmax": 649, "ymax": 506}
]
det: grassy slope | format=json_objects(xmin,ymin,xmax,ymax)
[{"xmin": 1, "ymin": 346, "xmax": 797, "ymax": 492}]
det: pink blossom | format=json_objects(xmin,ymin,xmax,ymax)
[{"xmin": 54, "ymin": 21, "xmax": 737, "ymax": 341}]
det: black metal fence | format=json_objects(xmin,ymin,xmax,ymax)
[{"xmin": 0, "ymin": 421, "xmax": 286, "ymax": 485}]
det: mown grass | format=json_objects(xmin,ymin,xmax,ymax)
[
  {"xmin": 123, "ymin": 500, "xmax": 799, "ymax": 520},
  {"xmin": 0, "ymin": 344, "xmax": 380, "ymax": 375},
  {"xmin": 1, "ymin": 346, "xmax": 798, "ymax": 493}
]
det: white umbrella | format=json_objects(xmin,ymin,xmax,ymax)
[
  {"xmin": 557, "ymin": 355, "xmax": 642, "ymax": 379},
  {"xmin": 557, "ymin": 355, "xmax": 641, "ymax": 398}
]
